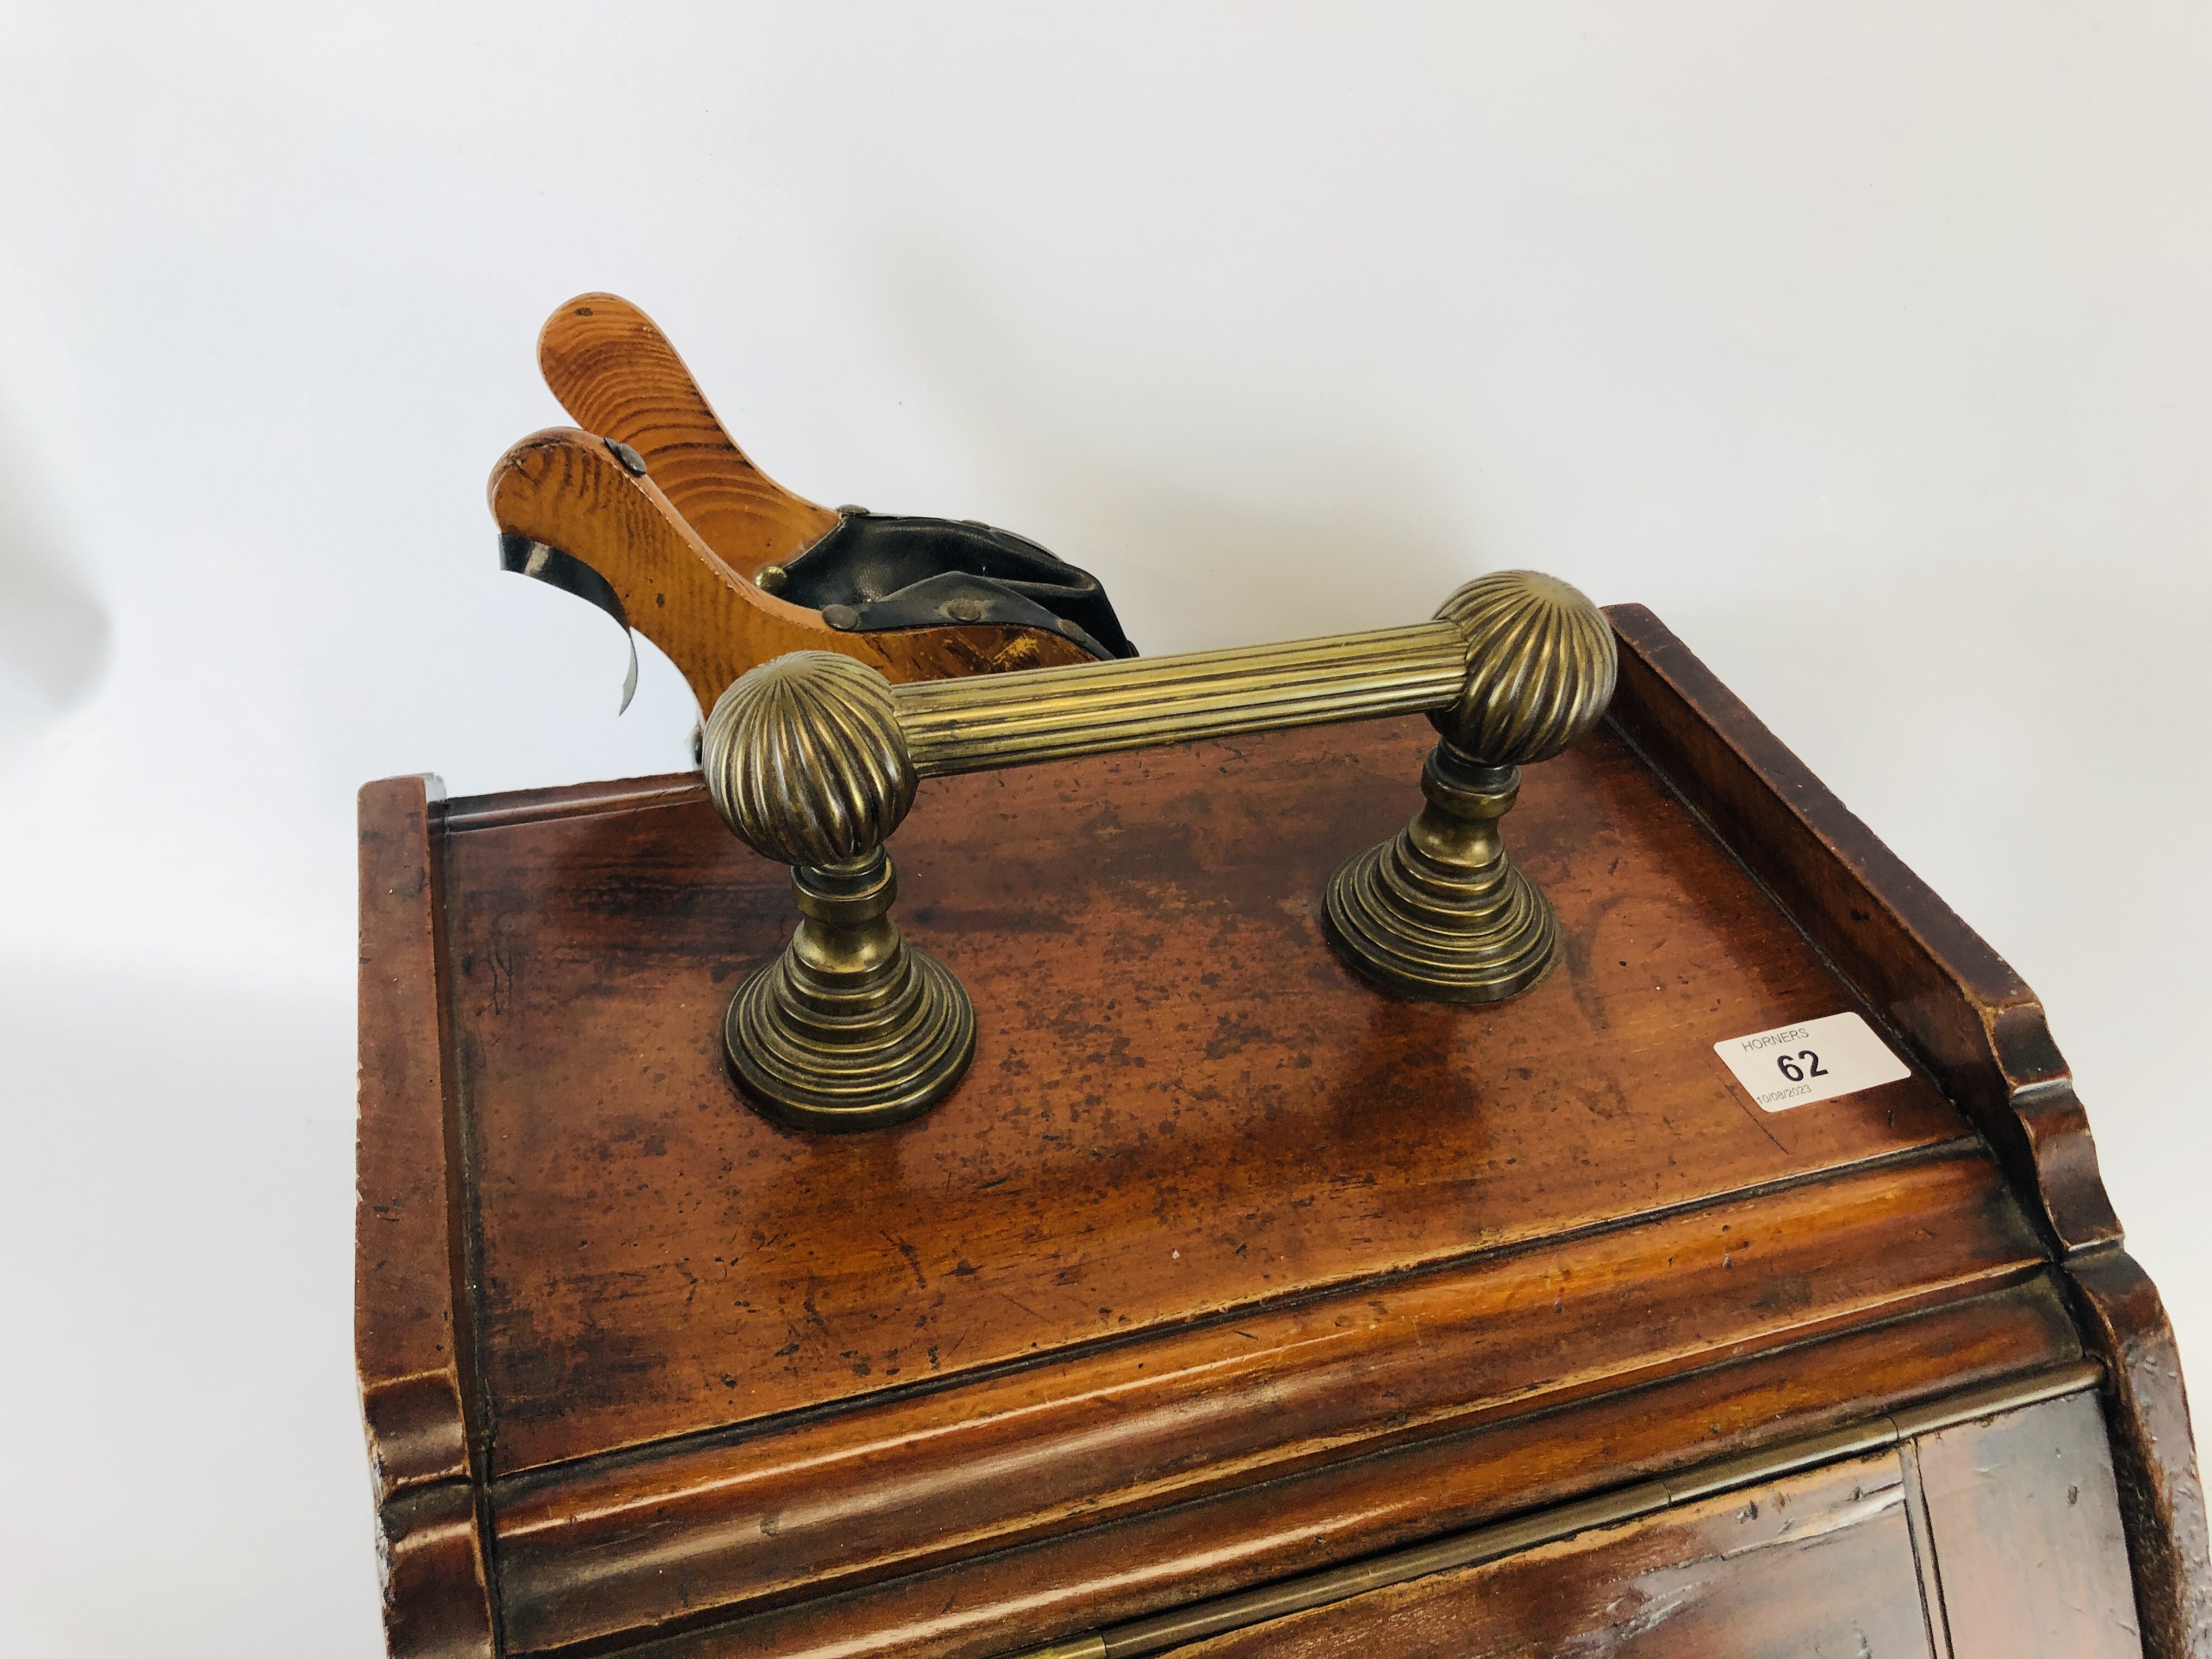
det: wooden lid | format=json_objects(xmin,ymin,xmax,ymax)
[{"xmin": 358, "ymin": 606, "xmax": 2193, "ymax": 1659}]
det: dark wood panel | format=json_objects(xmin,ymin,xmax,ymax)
[
  {"xmin": 621, "ymin": 1279, "xmax": 2078, "ymax": 1659},
  {"xmin": 493, "ymin": 1147, "xmax": 2039, "ymax": 1651},
  {"xmin": 2069, "ymin": 1251, "xmax": 2212, "ymax": 1659},
  {"xmin": 1172, "ymin": 1448, "xmax": 1933, "ymax": 1658},
  {"xmin": 447, "ymin": 715, "xmax": 1966, "ymax": 1477},
  {"xmin": 356, "ymin": 776, "xmax": 494, "ymax": 1658},
  {"xmin": 1917, "ymin": 1390, "xmax": 2142, "ymax": 1659}
]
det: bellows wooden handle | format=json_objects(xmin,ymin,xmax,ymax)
[
  {"xmin": 493, "ymin": 295, "xmax": 1096, "ymax": 715},
  {"xmin": 698, "ymin": 571, "xmax": 1618, "ymax": 1131}
]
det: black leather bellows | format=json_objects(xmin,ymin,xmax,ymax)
[{"xmin": 765, "ymin": 511, "xmax": 1137, "ymax": 661}]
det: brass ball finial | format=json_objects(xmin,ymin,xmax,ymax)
[
  {"xmin": 1324, "ymin": 569, "xmax": 1617, "ymax": 1005},
  {"xmin": 1432, "ymin": 571, "xmax": 1618, "ymax": 766},
  {"xmin": 701, "ymin": 652, "xmax": 971, "ymax": 1133},
  {"xmin": 702, "ymin": 651, "xmax": 917, "ymax": 868}
]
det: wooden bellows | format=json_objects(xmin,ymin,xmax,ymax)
[{"xmin": 487, "ymin": 294, "xmax": 1093, "ymax": 712}]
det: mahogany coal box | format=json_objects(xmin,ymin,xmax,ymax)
[{"xmin": 357, "ymin": 606, "xmax": 2208, "ymax": 1658}]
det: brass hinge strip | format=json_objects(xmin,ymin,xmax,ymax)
[{"xmin": 1001, "ymin": 1359, "xmax": 2104, "ymax": 1659}]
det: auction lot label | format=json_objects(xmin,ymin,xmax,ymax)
[{"xmin": 1714, "ymin": 1012, "xmax": 1910, "ymax": 1112}]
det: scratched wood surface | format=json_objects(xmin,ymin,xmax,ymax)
[
  {"xmin": 491, "ymin": 1156, "xmax": 2044, "ymax": 1653},
  {"xmin": 1918, "ymin": 1391, "xmax": 2143, "ymax": 1659},
  {"xmin": 1173, "ymin": 1448, "xmax": 1936, "ymax": 1658},
  {"xmin": 444, "ymin": 715, "xmax": 1965, "ymax": 1477},
  {"xmin": 569, "ymin": 1279, "xmax": 2079, "ymax": 1659},
  {"xmin": 1607, "ymin": 606, "xmax": 2209, "ymax": 1657},
  {"xmin": 1168, "ymin": 1391, "xmax": 2145, "ymax": 1659},
  {"xmin": 355, "ymin": 777, "xmax": 494, "ymax": 1657},
  {"xmin": 357, "ymin": 607, "xmax": 2206, "ymax": 1658}
]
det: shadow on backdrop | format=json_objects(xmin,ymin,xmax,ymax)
[{"xmin": 0, "ymin": 392, "xmax": 110, "ymax": 758}]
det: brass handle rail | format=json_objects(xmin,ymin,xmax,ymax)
[
  {"xmin": 894, "ymin": 623, "xmax": 1467, "ymax": 775},
  {"xmin": 702, "ymin": 571, "xmax": 1618, "ymax": 1132}
]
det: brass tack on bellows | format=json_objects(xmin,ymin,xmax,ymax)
[{"xmin": 702, "ymin": 570, "xmax": 1618, "ymax": 1131}]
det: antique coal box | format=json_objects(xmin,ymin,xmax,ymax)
[{"xmin": 357, "ymin": 601, "xmax": 2207, "ymax": 1658}]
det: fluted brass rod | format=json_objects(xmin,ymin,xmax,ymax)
[
  {"xmin": 701, "ymin": 571, "xmax": 1620, "ymax": 1126},
  {"xmin": 893, "ymin": 621, "xmax": 1466, "ymax": 777}
]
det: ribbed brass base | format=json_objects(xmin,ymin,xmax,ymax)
[
  {"xmin": 723, "ymin": 850, "xmax": 975, "ymax": 1132},
  {"xmin": 1323, "ymin": 744, "xmax": 1559, "ymax": 1005}
]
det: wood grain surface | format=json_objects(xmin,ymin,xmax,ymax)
[
  {"xmin": 2068, "ymin": 1251, "xmax": 2212, "ymax": 1658},
  {"xmin": 535, "ymin": 291, "xmax": 840, "ymax": 577},
  {"xmin": 1916, "ymin": 1390, "xmax": 2142, "ymax": 1659},
  {"xmin": 1172, "ymin": 1448, "xmax": 1934, "ymax": 1658},
  {"xmin": 357, "ymin": 776, "xmax": 494, "ymax": 1658},
  {"xmin": 1606, "ymin": 604, "xmax": 2115, "ymax": 1254},
  {"xmin": 445, "ymin": 716, "xmax": 1967, "ymax": 1476},
  {"xmin": 1606, "ymin": 606, "xmax": 2210, "ymax": 1656},
  {"xmin": 657, "ymin": 1284, "xmax": 2080, "ymax": 1659},
  {"xmin": 491, "ymin": 1149, "xmax": 2039, "ymax": 1650},
  {"xmin": 439, "ymin": 712, "xmax": 2036, "ymax": 1653},
  {"xmin": 356, "ymin": 607, "xmax": 2207, "ymax": 1658},
  {"xmin": 487, "ymin": 427, "xmax": 1090, "ymax": 713}
]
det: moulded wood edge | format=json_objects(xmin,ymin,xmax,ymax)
[
  {"xmin": 1599, "ymin": 602, "xmax": 2120, "ymax": 1255},
  {"xmin": 357, "ymin": 775, "xmax": 497, "ymax": 1656},
  {"xmin": 489, "ymin": 1144, "xmax": 2044, "ymax": 1653},
  {"xmin": 612, "ymin": 1274, "xmax": 2087, "ymax": 1659},
  {"xmin": 2068, "ymin": 1248, "xmax": 2212, "ymax": 1659}
]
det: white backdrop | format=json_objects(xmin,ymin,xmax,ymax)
[{"xmin": 3, "ymin": 6, "xmax": 2207, "ymax": 1653}]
